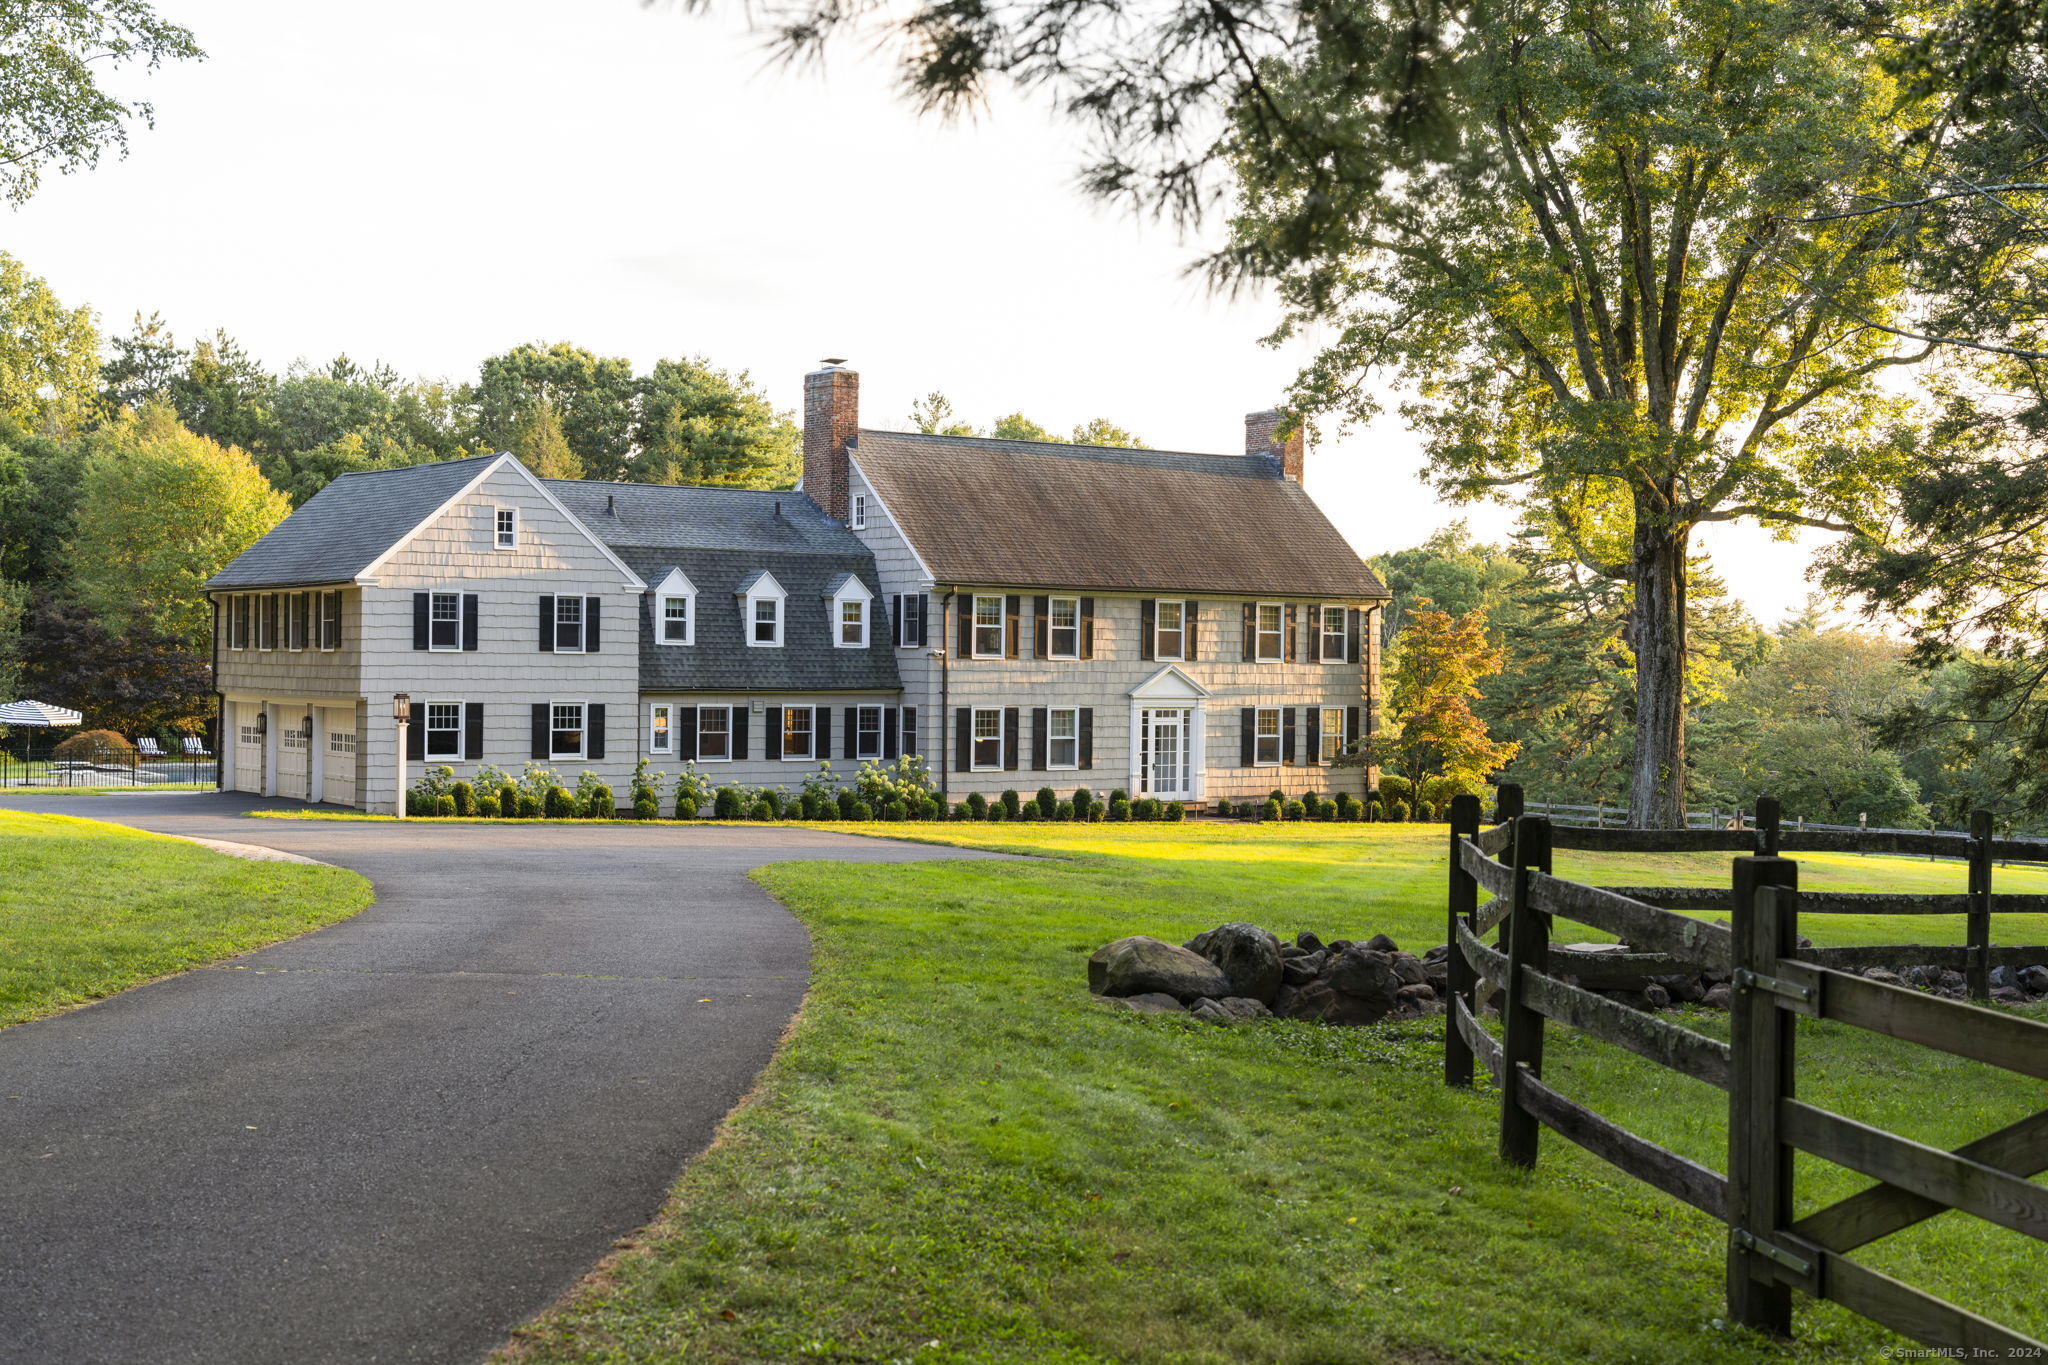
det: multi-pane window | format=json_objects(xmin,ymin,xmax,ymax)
[
  {"xmin": 852, "ymin": 494, "xmax": 867, "ymax": 529},
  {"xmin": 698, "ymin": 706, "xmax": 732, "ymax": 760},
  {"xmin": 495, "ymin": 507, "xmax": 519, "ymax": 549},
  {"xmin": 839, "ymin": 598, "xmax": 866, "ymax": 647},
  {"xmin": 1322, "ymin": 605, "xmax": 1347, "ymax": 660},
  {"xmin": 1321, "ymin": 707, "xmax": 1346, "ymax": 763},
  {"xmin": 1048, "ymin": 707, "xmax": 1079, "ymax": 768},
  {"xmin": 972, "ymin": 707, "xmax": 1003, "ymax": 769},
  {"xmin": 781, "ymin": 705, "xmax": 814, "ymax": 759},
  {"xmin": 329, "ymin": 731, "xmax": 356, "ymax": 755},
  {"xmin": 281, "ymin": 726, "xmax": 306, "ymax": 751},
  {"xmin": 1255, "ymin": 603, "xmax": 1284, "ymax": 661},
  {"xmin": 288, "ymin": 593, "xmax": 311, "ymax": 651},
  {"xmin": 430, "ymin": 592, "xmax": 461, "ymax": 650},
  {"xmin": 555, "ymin": 595, "xmax": 584, "ymax": 652},
  {"xmin": 426, "ymin": 701, "xmax": 463, "ymax": 757},
  {"xmin": 1048, "ymin": 597, "xmax": 1080, "ymax": 659},
  {"xmin": 752, "ymin": 596, "xmax": 781, "ymax": 646},
  {"xmin": 551, "ymin": 703, "xmax": 586, "ymax": 758},
  {"xmin": 1254, "ymin": 708, "xmax": 1282, "ymax": 765},
  {"xmin": 260, "ymin": 594, "xmax": 280, "ymax": 650},
  {"xmin": 319, "ymin": 591, "xmax": 343, "ymax": 650},
  {"xmin": 238, "ymin": 725, "xmax": 262, "ymax": 747},
  {"xmin": 1154, "ymin": 600, "xmax": 1184, "ymax": 660},
  {"xmin": 230, "ymin": 595, "xmax": 251, "ymax": 649},
  {"xmin": 650, "ymin": 704, "xmax": 673, "ymax": 754},
  {"xmin": 972, "ymin": 595, "xmax": 1004, "ymax": 657},
  {"xmin": 661, "ymin": 595, "xmax": 690, "ymax": 644},
  {"xmin": 856, "ymin": 705, "xmax": 883, "ymax": 759}
]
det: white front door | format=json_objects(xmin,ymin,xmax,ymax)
[{"xmin": 1140, "ymin": 708, "xmax": 1191, "ymax": 799}]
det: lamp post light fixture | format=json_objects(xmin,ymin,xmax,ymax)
[{"xmin": 393, "ymin": 692, "xmax": 412, "ymax": 819}]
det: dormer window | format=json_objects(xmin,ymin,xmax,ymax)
[
  {"xmin": 840, "ymin": 599, "xmax": 866, "ymax": 646},
  {"xmin": 740, "ymin": 570, "xmax": 788, "ymax": 648},
  {"xmin": 651, "ymin": 567, "xmax": 697, "ymax": 646},
  {"xmin": 754, "ymin": 597, "xmax": 781, "ymax": 645},
  {"xmin": 827, "ymin": 573, "xmax": 873, "ymax": 649},
  {"xmin": 495, "ymin": 507, "xmax": 519, "ymax": 550}
]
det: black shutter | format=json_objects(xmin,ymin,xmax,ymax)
[
  {"xmin": 955, "ymin": 707, "xmax": 972, "ymax": 772},
  {"xmin": 585, "ymin": 597, "xmax": 601, "ymax": 652},
  {"xmin": 844, "ymin": 707, "xmax": 858, "ymax": 759},
  {"xmin": 1348, "ymin": 608, "xmax": 1362, "ymax": 664},
  {"xmin": 588, "ymin": 704, "xmax": 606, "ymax": 760},
  {"xmin": 1308, "ymin": 604, "xmax": 1323, "ymax": 662},
  {"xmin": 1242, "ymin": 603, "xmax": 1256, "ymax": 661},
  {"xmin": 462, "ymin": 594, "xmax": 479, "ymax": 652},
  {"xmin": 1346, "ymin": 705, "xmax": 1361, "ymax": 748},
  {"xmin": 1240, "ymin": 707, "xmax": 1255, "ymax": 766},
  {"xmin": 1080, "ymin": 597, "xmax": 1095, "ymax": 659},
  {"xmin": 1079, "ymin": 708, "xmax": 1094, "ymax": 769},
  {"xmin": 1140, "ymin": 600, "xmax": 1155, "ymax": 661},
  {"xmin": 903, "ymin": 706, "xmax": 918, "ymax": 755},
  {"xmin": 538, "ymin": 595, "xmax": 555, "ymax": 652},
  {"xmin": 957, "ymin": 598, "xmax": 973, "ymax": 657},
  {"xmin": 1285, "ymin": 605, "xmax": 1298, "ymax": 662},
  {"xmin": 1283, "ymin": 707, "xmax": 1297, "ymax": 764},
  {"xmin": 883, "ymin": 708, "xmax": 899, "ymax": 759},
  {"xmin": 1003, "ymin": 706, "xmax": 1019, "ymax": 769},
  {"xmin": 1185, "ymin": 602, "xmax": 1199, "ymax": 660},
  {"xmin": 464, "ymin": 702, "xmax": 483, "ymax": 760},
  {"xmin": 407, "ymin": 712, "xmax": 425, "ymax": 761},
  {"xmin": 1305, "ymin": 707, "xmax": 1322, "ymax": 766},
  {"xmin": 678, "ymin": 706, "xmax": 698, "ymax": 761},
  {"xmin": 815, "ymin": 706, "xmax": 831, "ymax": 759},
  {"xmin": 1034, "ymin": 595, "xmax": 1049, "ymax": 658},
  {"xmin": 765, "ymin": 707, "xmax": 783, "ymax": 761},
  {"xmin": 890, "ymin": 594, "xmax": 903, "ymax": 646},
  {"xmin": 531, "ymin": 703, "xmax": 549, "ymax": 759},
  {"xmin": 1005, "ymin": 595, "xmax": 1021, "ymax": 659},
  {"xmin": 1031, "ymin": 707, "xmax": 1048, "ymax": 770},
  {"xmin": 732, "ymin": 708, "xmax": 750, "ymax": 762},
  {"xmin": 918, "ymin": 595, "xmax": 930, "ymax": 647},
  {"xmin": 413, "ymin": 593, "xmax": 430, "ymax": 651}
]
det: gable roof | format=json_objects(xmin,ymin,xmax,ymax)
[
  {"xmin": 545, "ymin": 480, "xmax": 857, "ymax": 554},
  {"xmin": 850, "ymin": 430, "xmax": 1388, "ymax": 599},
  {"xmin": 205, "ymin": 454, "xmax": 502, "ymax": 590}
]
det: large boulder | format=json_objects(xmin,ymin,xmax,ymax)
[
  {"xmin": 1273, "ymin": 979, "xmax": 1392, "ymax": 1025},
  {"xmin": 1094, "ymin": 991, "xmax": 1187, "ymax": 1015},
  {"xmin": 1185, "ymin": 922, "xmax": 1285, "ymax": 1004},
  {"xmin": 2019, "ymin": 965, "xmax": 2048, "ymax": 994},
  {"xmin": 1088, "ymin": 936, "xmax": 1232, "ymax": 1003},
  {"xmin": 1281, "ymin": 951, "xmax": 1327, "ymax": 988},
  {"xmin": 1322, "ymin": 945, "xmax": 1403, "ymax": 1020}
]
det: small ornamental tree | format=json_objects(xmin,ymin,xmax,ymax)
[{"xmin": 1368, "ymin": 608, "xmax": 1518, "ymax": 803}]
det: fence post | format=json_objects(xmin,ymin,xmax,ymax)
[
  {"xmin": 1968, "ymin": 808, "xmax": 1993, "ymax": 1003},
  {"xmin": 1446, "ymin": 793, "xmax": 1482, "ymax": 1088},
  {"xmin": 1755, "ymin": 795, "xmax": 1781, "ymax": 857},
  {"xmin": 1493, "ymin": 782, "xmax": 1523, "ymax": 826},
  {"xmin": 1498, "ymin": 814, "xmax": 1552, "ymax": 1168},
  {"xmin": 1728, "ymin": 855, "xmax": 1800, "ymax": 1337}
]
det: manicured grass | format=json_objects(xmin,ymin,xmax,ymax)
[
  {"xmin": 0, "ymin": 810, "xmax": 373, "ymax": 1028},
  {"xmin": 500, "ymin": 823, "xmax": 2048, "ymax": 1364}
]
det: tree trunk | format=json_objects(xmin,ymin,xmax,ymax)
[{"xmin": 1628, "ymin": 512, "xmax": 1689, "ymax": 829}]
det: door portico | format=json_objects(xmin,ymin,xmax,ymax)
[{"xmin": 1128, "ymin": 665, "xmax": 1210, "ymax": 803}]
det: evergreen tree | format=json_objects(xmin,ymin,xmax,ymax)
[
  {"xmin": 510, "ymin": 399, "xmax": 582, "ymax": 480},
  {"xmin": 633, "ymin": 356, "xmax": 798, "ymax": 487}
]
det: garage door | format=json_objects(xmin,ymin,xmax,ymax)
[
  {"xmin": 323, "ymin": 706, "xmax": 357, "ymax": 807},
  {"xmin": 233, "ymin": 703, "xmax": 263, "ymax": 795},
  {"xmin": 277, "ymin": 712, "xmax": 310, "ymax": 800}
]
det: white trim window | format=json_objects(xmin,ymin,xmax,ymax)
[
  {"xmin": 972, "ymin": 594, "xmax": 1005, "ymax": 658},
  {"xmin": 319, "ymin": 591, "xmax": 343, "ymax": 651},
  {"xmin": 430, "ymin": 591, "xmax": 462, "ymax": 651},
  {"xmin": 1154, "ymin": 599, "xmax": 1185, "ymax": 661},
  {"xmin": 425, "ymin": 700, "xmax": 464, "ymax": 758},
  {"xmin": 650, "ymin": 703, "xmax": 673, "ymax": 754},
  {"xmin": 1321, "ymin": 707, "xmax": 1347, "ymax": 763},
  {"xmin": 697, "ymin": 706, "xmax": 732, "ymax": 761},
  {"xmin": 229, "ymin": 595, "xmax": 251, "ymax": 650},
  {"xmin": 855, "ymin": 705, "xmax": 883, "ymax": 759},
  {"xmin": 495, "ymin": 507, "xmax": 520, "ymax": 550},
  {"xmin": 259, "ymin": 593, "xmax": 279, "ymax": 651},
  {"xmin": 752, "ymin": 596, "xmax": 781, "ymax": 646},
  {"xmin": 1322, "ymin": 605, "xmax": 1348, "ymax": 660},
  {"xmin": 1047, "ymin": 596, "xmax": 1080, "ymax": 659},
  {"xmin": 285, "ymin": 593, "xmax": 307, "ymax": 652},
  {"xmin": 781, "ymin": 705, "xmax": 814, "ymax": 760},
  {"xmin": 660, "ymin": 593, "xmax": 691, "ymax": 645},
  {"xmin": 1254, "ymin": 602, "xmax": 1284, "ymax": 662},
  {"xmin": 851, "ymin": 493, "xmax": 867, "ymax": 529},
  {"xmin": 550, "ymin": 702, "xmax": 586, "ymax": 759},
  {"xmin": 554, "ymin": 595, "xmax": 585, "ymax": 653},
  {"xmin": 1048, "ymin": 707, "xmax": 1079, "ymax": 769},
  {"xmin": 1254, "ymin": 707, "xmax": 1283, "ymax": 765},
  {"xmin": 838, "ymin": 597, "xmax": 867, "ymax": 647},
  {"xmin": 972, "ymin": 706, "xmax": 1003, "ymax": 770}
]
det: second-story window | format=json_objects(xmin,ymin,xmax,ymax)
[
  {"xmin": 972, "ymin": 594, "xmax": 1004, "ymax": 658},
  {"xmin": 1154, "ymin": 600, "xmax": 1184, "ymax": 660},
  {"xmin": 319, "ymin": 591, "xmax": 343, "ymax": 650},
  {"xmin": 430, "ymin": 592, "xmax": 462, "ymax": 651},
  {"xmin": 495, "ymin": 508, "xmax": 519, "ymax": 549},
  {"xmin": 1255, "ymin": 603, "xmax": 1284, "ymax": 661},
  {"xmin": 230, "ymin": 595, "xmax": 251, "ymax": 650},
  {"xmin": 1322, "ymin": 605, "xmax": 1348, "ymax": 660},
  {"xmin": 555, "ymin": 595, "xmax": 584, "ymax": 652},
  {"xmin": 260, "ymin": 594, "xmax": 279, "ymax": 650},
  {"xmin": 661, "ymin": 595, "xmax": 691, "ymax": 644},
  {"xmin": 1048, "ymin": 597, "xmax": 1079, "ymax": 659}
]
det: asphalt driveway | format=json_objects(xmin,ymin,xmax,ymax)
[{"xmin": 0, "ymin": 794, "xmax": 1005, "ymax": 1365}]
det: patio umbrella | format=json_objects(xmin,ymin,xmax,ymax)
[{"xmin": 0, "ymin": 700, "xmax": 83, "ymax": 728}]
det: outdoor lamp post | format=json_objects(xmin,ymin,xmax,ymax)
[{"xmin": 392, "ymin": 692, "xmax": 412, "ymax": 819}]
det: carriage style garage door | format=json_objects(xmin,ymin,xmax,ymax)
[
  {"xmin": 322, "ymin": 705, "xmax": 357, "ymax": 806},
  {"xmin": 233, "ymin": 702, "xmax": 263, "ymax": 795}
]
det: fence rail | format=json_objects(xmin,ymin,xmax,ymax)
[
  {"xmin": 1445, "ymin": 786, "xmax": 2048, "ymax": 1353},
  {"xmin": 0, "ymin": 744, "xmax": 217, "ymax": 790}
]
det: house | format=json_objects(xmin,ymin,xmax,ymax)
[{"xmin": 203, "ymin": 363, "xmax": 1387, "ymax": 813}]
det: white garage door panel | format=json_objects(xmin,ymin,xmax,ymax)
[
  {"xmin": 233, "ymin": 702, "xmax": 263, "ymax": 795},
  {"xmin": 323, "ymin": 707, "xmax": 357, "ymax": 807}
]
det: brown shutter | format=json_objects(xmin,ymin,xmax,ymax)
[
  {"xmin": 1240, "ymin": 707, "xmax": 1255, "ymax": 766},
  {"xmin": 1140, "ymin": 599, "xmax": 1155, "ymax": 661},
  {"xmin": 957, "ymin": 598, "xmax": 973, "ymax": 656},
  {"xmin": 1308, "ymin": 604, "xmax": 1322, "ymax": 662},
  {"xmin": 1185, "ymin": 601, "xmax": 1199, "ymax": 660},
  {"xmin": 1078, "ymin": 708, "xmax": 1094, "ymax": 769},
  {"xmin": 1080, "ymin": 597, "xmax": 1095, "ymax": 659},
  {"xmin": 955, "ymin": 707, "xmax": 973, "ymax": 772},
  {"xmin": 1005, "ymin": 595, "xmax": 1020, "ymax": 659},
  {"xmin": 1305, "ymin": 707, "xmax": 1321, "ymax": 766},
  {"xmin": 1242, "ymin": 603, "xmax": 1256, "ymax": 661},
  {"xmin": 1031, "ymin": 707, "xmax": 1048, "ymax": 770},
  {"xmin": 1285, "ymin": 604, "xmax": 1298, "ymax": 661},
  {"xmin": 1348, "ymin": 607, "xmax": 1362, "ymax": 663},
  {"xmin": 1282, "ymin": 707, "xmax": 1297, "ymax": 764},
  {"xmin": 1034, "ymin": 595, "xmax": 1049, "ymax": 658}
]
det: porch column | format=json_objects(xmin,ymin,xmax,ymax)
[
  {"xmin": 1190, "ymin": 700, "xmax": 1208, "ymax": 801},
  {"xmin": 263, "ymin": 702, "xmax": 280, "ymax": 798},
  {"xmin": 309, "ymin": 706, "xmax": 326, "ymax": 805},
  {"xmin": 1128, "ymin": 700, "xmax": 1143, "ymax": 797}
]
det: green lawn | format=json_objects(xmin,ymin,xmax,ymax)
[
  {"xmin": 0, "ymin": 810, "xmax": 373, "ymax": 1028},
  {"xmin": 499, "ymin": 823, "xmax": 2048, "ymax": 1365}
]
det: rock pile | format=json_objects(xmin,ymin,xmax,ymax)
[{"xmin": 1089, "ymin": 922, "xmax": 1447, "ymax": 1026}]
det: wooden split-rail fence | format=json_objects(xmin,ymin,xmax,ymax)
[{"xmin": 1444, "ymin": 784, "xmax": 2048, "ymax": 1351}]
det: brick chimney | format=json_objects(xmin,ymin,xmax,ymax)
[
  {"xmin": 1245, "ymin": 409, "xmax": 1306, "ymax": 482},
  {"xmin": 805, "ymin": 360, "xmax": 858, "ymax": 521}
]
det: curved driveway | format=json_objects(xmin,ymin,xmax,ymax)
[{"xmin": 0, "ymin": 794, "xmax": 1003, "ymax": 1365}]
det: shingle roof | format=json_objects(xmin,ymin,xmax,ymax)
[
  {"xmin": 545, "ymin": 480, "xmax": 858, "ymax": 554},
  {"xmin": 850, "ymin": 430, "xmax": 1388, "ymax": 599},
  {"xmin": 205, "ymin": 455, "xmax": 500, "ymax": 590}
]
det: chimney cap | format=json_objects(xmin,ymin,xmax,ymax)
[{"xmin": 820, "ymin": 357, "xmax": 849, "ymax": 367}]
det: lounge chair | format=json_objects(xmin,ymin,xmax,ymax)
[
  {"xmin": 182, "ymin": 736, "xmax": 211, "ymax": 757},
  {"xmin": 136, "ymin": 737, "xmax": 167, "ymax": 758}
]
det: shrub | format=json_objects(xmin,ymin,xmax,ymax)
[
  {"xmin": 988, "ymin": 801, "xmax": 1008, "ymax": 822},
  {"xmin": 582, "ymin": 783, "xmax": 615, "ymax": 819},
  {"xmin": 714, "ymin": 785, "xmax": 744, "ymax": 820},
  {"xmin": 499, "ymin": 782, "xmax": 520, "ymax": 817},
  {"xmin": 434, "ymin": 793, "xmax": 457, "ymax": 817},
  {"xmin": 545, "ymin": 786, "xmax": 578, "ymax": 819},
  {"xmin": 1284, "ymin": 799, "xmax": 1306, "ymax": 821},
  {"xmin": 1387, "ymin": 798, "xmax": 1410, "ymax": 822},
  {"xmin": 1165, "ymin": 800, "xmax": 1186, "ymax": 822},
  {"xmin": 966, "ymin": 792, "xmax": 988, "ymax": 820},
  {"xmin": 53, "ymin": 729, "xmax": 135, "ymax": 760},
  {"xmin": 1335, "ymin": 791, "xmax": 1357, "ymax": 819},
  {"xmin": 1368, "ymin": 800, "xmax": 1383, "ymax": 822},
  {"xmin": 517, "ymin": 792, "xmax": 543, "ymax": 819},
  {"xmin": 884, "ymin": 798, "xmax": 908, "ymax": 821},
  {"xmin": 1264, "ymin": 797, "xmax": 1283, "ymax": 822},
  {"xmin": 849, "ymin": 798, "xmax": 873, "ymax": 821},
  {"xmin": 1377, "ymin": 774, "xmax": 1414, "ymax": 805},
  {"xmin": 451, "ymin": 781, "xmax": 475, "ymax": 817},
  {"xmin": 1213, "ymin": 798, "xmax": 1232, "ymax": 818},
  {"xmin": 629, "ymin": 759, "xmax": 664, "ymax": 816},
  {"xmin": 1321, "ymin": 802, "xmax": 1338, "ymax": 821},
  {"xmin": 632, "ymin": 795, "xmax": 658, "ymax": 820},
  {"xmin": 672, "ymin": 764, "xmax": 712, "ymax": 820},
  {"xmin": 1000, "ymin": 789, "xmax": 1022, "ymax": 819},
  {"xmin": 1020, "ymin": 805, "xmax": 1040, "ymax": 821},
  {"xmin": 1107, "ymin": 796, "xmax": 1131, "ymax": 822},
  {"xmin": 476, "ymin": 793, "xmax": 501, "ymax": 818},
  {"xmin": 1072, "ymin": 788, "xmax": 1094, "ymax": 820},
  {"xmin": 760, "ymin": 788, "xmax": 784, "ymax": 820},
  {"xmin": 1301, "ymin": 791, "xmax": 1321, "ymax": 819},
  {"xmin": 747, "ymin": 796, "xmax": 774, "ymax": 821},
  {"xmin": 1268, "ymin": 788, "xmax": 1286, "ymax": 806},
  {"xmin": 1086, "ymin": 804, "xmax": 1106, "ymax": 822},
  {"xmin": 1054, "ymin": 799, "xmax": 1074, "ymax": 821},
  {"xmin": 1036, "ymin": 786, "xmax": 1059, "ymax": 818},
  {"xmin": 1109, "ymin": 788, "xmax": 1129, "ymax": 806}
]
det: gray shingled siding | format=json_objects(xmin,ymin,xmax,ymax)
[{"xmin": 635, "ymin": 690, "xmax": 907, "ymax": 807}]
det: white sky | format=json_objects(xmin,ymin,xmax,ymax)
[{"xmin": 4, "ymin": 0, "xmax": 1828, "ymax": 626}]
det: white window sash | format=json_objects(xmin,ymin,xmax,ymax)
[
  {"xmin": 650, "ymin": 704, "xmax": 673, "ymax": 753},
  {"xmin": 973, "ymin": 595, "xmax": 1005, "ymax": 658},
  {"xmin": 697, "ymin": 707, "xmax": 732, "ymax": 761}
]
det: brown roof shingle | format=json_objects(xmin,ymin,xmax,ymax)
[{"xmin": 850, "ymin": 430, "xmax": 1388, "ymax": 599}]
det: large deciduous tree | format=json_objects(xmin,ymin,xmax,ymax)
[
  {"xmin": 0, "ymin": 251, "xmax": 99, "ymax": 432},
  {"xmin": 634, "ymin": 356, "xmax": 798, "ymax": 487},
  {"xmin": 474, "ymin": 342, "xmax": 637, "ymax": 481}
]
